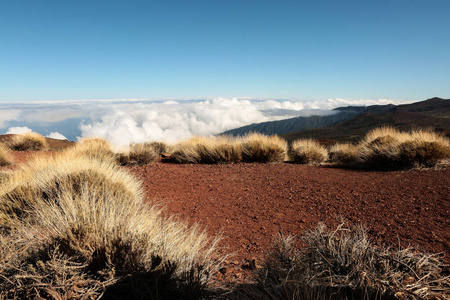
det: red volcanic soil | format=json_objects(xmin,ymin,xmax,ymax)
[
  {"xmin": 3, "ymin": 151, "xmax": 450, "ymax": 281},
  {"xmin": 126, "ymin": 163, "xmax": 450, "ymax": 280}
]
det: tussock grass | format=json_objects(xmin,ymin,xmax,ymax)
[
  {"xmin": 117, "ymin": 142, "xmax": 166, "ymax": 165},
  {"xmin": 65, "ymin": 137, "xmax": 116, "ymax": 163},
  {"xmin": 171, "ymin": 136, "xmax": 243, "ymax": 164},
  {"xmin": 289, "ymin": 139, "xmax": 328, "ymax": 164},
  {"xmin": 9, "ymin": 132, "xmax": 48, "ymax": 151},
  {"xmin": 357, "ymin": 127, "xmax": 450, "ymax": 169},
  {"xmin": 239, "ymin": 223, "xmax": 449, "ymax": 300},
  {"xmin": 241, "ymin": 133, "xmax": 287, "ymax": 163},
  {"xmin": 0, "ymin": 155, "xmax": 221, "ymax": 299},
  {"xmin": 0, "ymin": 144, "xmax": 13, "ymax": 166},
  {"xmin": 329, "ymin": 143, "xmax": 360, "ymax": 166},
  {"xmin": 169, "ymin": 133, "xmax": 286, "ymax": 164}
]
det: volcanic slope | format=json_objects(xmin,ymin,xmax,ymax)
[{"xmin": 126, "ymin": 163, "xmax": 450, "ymax": 268}]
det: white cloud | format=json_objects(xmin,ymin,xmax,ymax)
[
  {"xmin": 1, "ymin": 97, "xmax": 414, "ymax": 146},
  {"xmin": 77, "ymin": 97, "xmax": 411, "ymax": 146},
  {"xmin": 46, "ymin": 132, "xmax": 67, "ymax": 140},
  {"xmin": 23, "ymin": 108, "xmax": 82, "ymax": 123},
  {"xmin": 0, "ymin": 110, "xmax": 21, "ymax": 127},
  {"xmin": 6, "ymin": 126, "xmax": 32, "ymax": 134}
]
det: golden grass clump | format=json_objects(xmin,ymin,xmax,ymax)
[
  {"xmin": 9, "ymin": 132, "xmax": 48, "ymax": 151},
  {"xmin": 170, "ymin": 135, "xmax": 243, "ymax": 164},
  {"xmin": 117, "ymin": 142, "xmax": 165, "ymax": 165},
  {"xmin": 241, "ymin": 133, "xmax": 287, "ymax": 163},
  {"xmin": 238, "ymin": 223, "xmax": 449, "ymax": 299},
  {"xmin": 0, "ymin": 144, "xmax": 13, "ymax": 166},
  {"xmin": 399, "ymin": 129, "xmax": 450, "ymax": 167},
  {"xmin": 289, "ymin": 139, "xmax": 328, "ymax": 164},
  {"xmin": 0, "ymin": 155, "xmax": 220, "ymax": 298},
  {"xmin": 328, "ymin": 143, "xmax": 360, "ymax": 165},
  {"xmin": 357, "ymin": 127, "xmax": 450, "ymax": 169},
  {"xmin": 66, "ymin": 137, "xmax": 115, "ymax": 163}
]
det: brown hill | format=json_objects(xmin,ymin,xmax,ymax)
[
  {"xmin": 0, "ymin": 134, "xmax": 75, "ymax": 151},
  {"xmin": 282, "ymin": 98, "xmax": 450, "ymax": 143}
]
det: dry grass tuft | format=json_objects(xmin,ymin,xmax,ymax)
[
  {"xmin": 0, "ymin": 155, "xmax": 221, "ymax": 298},
  {"xmin": 241, "ymin": 133, "xmax": 287, "ymax": 163},
  {"xmin": 357, "ymin": 127, "xmax": 450, "ymax": 169},
  {"xmin": 9, "ymin": 132, "xmax": 48, "ymax": 151},
  {"xmin": 117, "ymin": 142, "xmax": 165, "ymax": 165},
  {"xmin": 329, "ymin": 143, "xmax": 360, "ymax": 166},
  {"xmin": 289, "ymin": 139, "xmax": 328, "ymax": 164},
  {"xmin": 238, "ymin": 223, "xmax": 449, "ymax": 299},
  {"xmin": 65, "ymin": 137, "xmax": 116, "ymax": 163},
  {"xmin": 170, "ymin": 136, "xmax": 243, "ymax": 164},
  {"xmin": 0, "ymin": 144, "xmax": 14, "ymax": 166}
]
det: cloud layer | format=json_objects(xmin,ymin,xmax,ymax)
[{"xmin": 1, "ymin": 97, "xmax": 413, "ymax": 146}]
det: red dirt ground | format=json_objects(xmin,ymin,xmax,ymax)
[
  {"xmin": 126, "ymin": 162, "xmax": 450, "ymax": 281},
  {"xmin": 3, "ymin": 151, "xmax": 450, "ymax": 282}
]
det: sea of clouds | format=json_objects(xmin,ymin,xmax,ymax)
[{"xmin": 0, "ymin": 97, "xmax": 412, "ymax": 147}]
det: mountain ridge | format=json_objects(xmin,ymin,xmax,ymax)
[{"xmin": 221, "ymin": 97, "xmax": 450, "ymax": 143}]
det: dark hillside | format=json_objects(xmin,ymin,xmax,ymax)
[{"xmin": 282, "ymin": 98, "xmax": 450, "ymax": 143}]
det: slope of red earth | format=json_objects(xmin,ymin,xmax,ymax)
[{"xmin": 126, "ymin": 163, "xmax": 450, "ymax": 282}]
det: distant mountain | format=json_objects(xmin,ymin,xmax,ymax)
[
  {"xmin": 222, "ymin": 102, "xmax": 397, "ymax": 137},
  {"xmin": 281, "ymin": 97, "xmax": 450, "ymax": 143}
]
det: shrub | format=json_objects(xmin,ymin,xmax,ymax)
[
  {"xmin": 238, "ymin": 223, "xmax": 449, "ymax": 299},
  {"xmin": 147, "ymin": 141, "xmax": 168, "ymax": 155},
  {"xmin": 171, "ymin": 136, "xmax": 242, "ymax": 164},
  {"xmin": 170, "ymin": 137, "xmax": 204, "ymax": 163},
  {"xmin": 328, "ymin": 143, "xmax": 360, "ymax": 165},
  {"xmin": 66, "ymin": 137, "xmax": 116, "ymax": 163},
  {"xmin": 399, "ymin": 130, "xmax": 450, "ymax": 167},
  {"xmin": 0, "ymin": 155, "xmax": 220, "ymax": 298},
  {"xmin": 357, "ymin": 127, "xmax": 450, "ymax": 169},
  {"xmin": 289, "ymin": 139, "xmax": 328, "ymax": 164},
  {"xmin": 241, "ymin": 133, "xmax": 287, "ymax": 163},
  {"xmin": 117, "ymin": 142, "xmax": 162, "ymax": 165},
  {"xmin": 9, "ymin": 132, "xmax": 48, "ymax": 151},
  {"xmin": 0, "ymin": 144, "xmax": 13, "ymax": 166}
]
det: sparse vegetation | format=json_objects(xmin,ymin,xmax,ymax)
[
  {"xmin": 117, "ymin": 141, "xmax": 166, "ymax": 165},
  {"xmin": 357, "ymin": 127, "xmax": 450, "ymax": 169},
  {"xmin": 328, "ymin": 142, "xmax": 360, "ymax": 166},
  {"xmin": 0, "ymin": 144, "xmax": 13, "ymax": 166},
  {"xmin": 241, "ymin": 133, "xmax": 287, "ymax": 163},
  {"xmin": 289, "ymin": 139, "xmax": 328, "ymax": 164},
  {"xmin": 238, "ymin": 223, "xmax": 450, "ymax": 299},
  {"xmin": 0, "ymin": 155, "xmax": 221, "ymax": 299},
  {"xmin": 171, "ymin": 136, "xmax": 243, "ymax": 164},
  {"xmin": 65, "ymin": 137, "xmax": 116, "ymax": 163},
  {"xmin": 9, "ymin": 132, "xmax": 48, "ymax": 151}
]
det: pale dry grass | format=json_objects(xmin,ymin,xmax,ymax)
[
  {"xmin": 116, "ymin": 142, "xmax": 165, "ymax": 165},
  {"xmin": 238, "ymin": 223, "xmax": 449, "ymax": 300},
  {"xmin": 9, "ymin": 132, "xmax": 48, "ymax": 151},
  {"xmin": 0, "ymin": 144, "xmax": 13, "ymax": 166},
  {"xmin": 171, "ymin": 135, "xmax": 243, "ymax": 164},
  {"xmin": 329, "ymin": 143, "xmax": 360, "ymax": 166},
  {"xmin": 0, "ymin": 155, "xmax": 221, "ymax": 298},
  {"xmin": 357, "ymin": 127, "xmax": 450, "ymax": 169},
  {"xmin": 241, "ymin": 133, "xmax": 287, "ymax": 163},
  {"xmin": 289, "ymin": 139, "xmax": 328, "ymax": 164},
  {"xmin": 65, "ymin": 137, "xmax": 116, "ymax": 163}
]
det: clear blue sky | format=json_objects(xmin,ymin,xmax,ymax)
[{"xmin": 1, "ymin": 0, "xmax": 449, "ymax": 102}]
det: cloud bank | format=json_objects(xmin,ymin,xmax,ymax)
[
  {"xmin": 6, "ymin": 126, "xmax": 32, "ymax": 134},
  {"xmin": 1, "ymin": 97, "xmax": 413, "ymax": 146},
  {"xmin": 46, "ymin": 132, "xmax": 68, "ymax": 140}
]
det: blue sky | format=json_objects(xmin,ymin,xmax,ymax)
[{"xmin": 1, "ymin": 0, "xmax": 449, "ymax": 102}]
